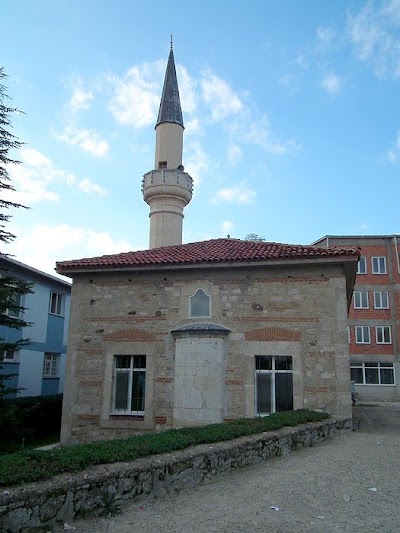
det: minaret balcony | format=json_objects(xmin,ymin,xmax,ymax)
[{"xmin": 142, "ymin": 169, "xmax": 193, "ymax": 204}]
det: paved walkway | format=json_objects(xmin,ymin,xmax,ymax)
[{"xmin": 65, "ymin": 404, "xmax": 400, "ymax": 533}]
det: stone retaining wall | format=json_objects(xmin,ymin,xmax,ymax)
[{"xmin": 0, "ymin": 417, "xmax": 351, "ymax": 532}]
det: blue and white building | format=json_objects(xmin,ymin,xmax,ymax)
[{"xmin": 0, "ymin": 255, "xmax": 71, "ymax": 397}]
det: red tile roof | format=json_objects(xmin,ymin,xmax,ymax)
[{"xmin": 56, "ymin": 238, "xmax": 360, "ymax": 274}]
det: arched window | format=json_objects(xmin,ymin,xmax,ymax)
[{"xmin": 189, "ymin": 289, "xmax": 211, "ymax": 318}]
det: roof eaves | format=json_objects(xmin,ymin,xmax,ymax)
[
  {"xmin": 56, "ymin": 252, "xmax": 360, "ymax": 277},
  {"xmin": 1, "ymin": 254, "xmax": 72, "ymax": 287},
  {"xmin": 312, "ymin": 234, "xmax": 399, "ymax": 245}
]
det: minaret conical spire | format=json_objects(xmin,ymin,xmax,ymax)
[{"xmin": 155, "ymin": 45, "xmax": 184, "ymax": 128}]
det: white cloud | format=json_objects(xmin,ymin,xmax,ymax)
[
  {"xmin": 227, "ymin": 144, "xmax": 242, "ymax": 165},
  {"xmin": 316, "ymin": 26, "xmax": 337, "ymax": 47},
  {"xmin": 384, "ymin": 130, "xmax": 400, "ymax": 164},
  {"xmin": 21, "ymin": 149, "xmax": 52, "ymax": 167},
  {"xmin": 59, "ymin": 58, "xmax": 297, "ymax": 171},
  {"xmin": 185, "ymin": 118, "xmax": 201, "ymax": 135},
  {"xmin": 210, "ymin": 181, "xmax": 256, "ymax": 204},
  {"xmin": 177, "ymin": 65, "xmax": 197, "ymax": 115},
  {"xmin": 382, "ymin": 0, "xmax": 400, "ymax": 23},
  {"xmin": 321, "ymin": 72, "xmax": 343, "ymax": 94},
  {"xmin": 6, "ymin": 162, "xmax": 59, "ymax": 205},
  {"xmin": 5, "ymin": 148, "xmax": 106, "ymax": 205},
  {"xmin": 7, "ymin": 224, "xmax": 136, "ymax": 278},
  {"xmin": 66, "ymin": 76, "xmax": 94, "ymax": 112},
  {"xmin": 296, "ymin": 52, "xmax": 309, "ymax": 69},
  {"xmin": 200, "ymin": 69, "xmax": 243, "ymax": 121},
  {"xmin": 59, "ymin": 77, "xmax": 108, "ymax": 157},
  {"xmin": 222, "ymin": 220, "xmax": 233, "ymax": 236},
  {"xmin": 348, "ymin": 4, "xmax": 382, "ymax": 61},
  {"xmin": 347, "ymin": 1, "xmax": 400, "ymax": 79},
  {"xmin": 231, "ymin": 114, "xmax": 301, "ymax": 155},
  {"xmin": 6, "ymin": 148, "xmax": 61, "ymax": 204},
  {"xmin": 106, "ymin": 61, "xmax": 164, "ymax": 127},
  {"xmin": 56, "ymin": 124, "xmax": 109, "ymax": 157},
  {"xmin": 184, "ymin": 141, "xmax": 210, "ymax": 184},
  {"xmin": 78, "ymin": 178, "xmax": 107, "ymax": 195},
  {"xmin": 279, "ymin": 73, "xmax": 296, "ymax": 90},
  {"xmin": 100, "ymin": 61, "xmax": 197, "ymax": 129}
]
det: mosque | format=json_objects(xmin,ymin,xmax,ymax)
[{"xmin": 57, "ymin": 45, "xmax": 359, "ymax": 445}]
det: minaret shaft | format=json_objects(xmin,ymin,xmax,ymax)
[{"xmin": 154, "ymin": 122, "xmax": 183, "ymax": 170}]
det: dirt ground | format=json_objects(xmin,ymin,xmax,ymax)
[{"xmin": 64, "ymin": 403, "xmax": 400, "ymax": 533}]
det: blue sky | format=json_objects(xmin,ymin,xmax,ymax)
[{"xmin": 2, "ymin": 0, "xmax": 400, "ymax": 278}]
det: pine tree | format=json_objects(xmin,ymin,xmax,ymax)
[{"xmin": 0, "ymin": 67, "xmax": 32, "ymax": 399}]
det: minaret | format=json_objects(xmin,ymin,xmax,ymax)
[{"xmin": 142, "ymin": 41, "xmax": 193, "ymax": 249}]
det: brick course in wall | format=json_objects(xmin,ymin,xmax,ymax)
[
  {"xmin": 245, "ymin": 327, "xmax": 301, "ymax": 341},
  {"xmin": 103, "ymin": 328, "xmax": 157, "ymax": 341}
]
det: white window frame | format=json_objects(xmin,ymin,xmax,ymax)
[
  {"xmin": 351, "ymin": 362, "xmax": 395, "ymax": 386},
  {"xmin": 43, "ymin": 352, "xmax": 60, "ymax": 377},
  {"xmin": 0, "ymin": 350, "xmax": 17, "ymax": 362},
  {"xmin": 356, "ymin": 257, "xmax": 367, "ymax": 274},
  {"xmin": 372, "ymin": 256, "xmax": 386, "ymax": 274},
  {"xmin": 376, "ymin": 325, "xmax": 392, "ymax": 344},
  {"xmin": 353, "ymin": 291, "xmax": 369, "ymax": 309},
  {"xmin": 5, "ymin": 291, "xmax": 21, "ymax": 318},
  {"xmin": 49, "ymin": 291, "xmax": 63, "ymax": 316},
  {"xmin": 355, "ymin": 326, "xmax": 371, "ymax": 344},
  {"xmin": 189, "ymin": 288, "xmax": 211, "ymax": 318},
  {"xmin": 112, "ymin": 355, "xmax": 146, "ymax": 415},
  {"xmin": 373, "ymin": 291, "xmax": 389, "ymax": 309}
]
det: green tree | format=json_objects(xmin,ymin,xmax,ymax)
[
  {"xmin": 244, "ymin": 233, "xmax": 266, "ymax": 242},
  {"xmin": 0, "ymin": 274, "xmax": 32, "ymax": 397},
  {"xmin": 0, "ymin": 66, "xmax": 32, "ymax": 399}
]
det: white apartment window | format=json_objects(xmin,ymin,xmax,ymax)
[
  {"xmin": 5, "ymin": 292, "xmax": 21, "ymax": 318},
  {"xmin": 353, "ymin": 291, "xmax": 369, "ymax": 309},
  {"xmin": 374, "ymin": 291, "xmax": 389, "ymax": 309},
  {"xmin": 189, "ymin": 289, "xmax": 211, "ymax": 318},
  {"xmin": 255, "ymin": 356, "xmax": 293, "ymax": 415},
  {"xmin": 355, "ymin": 326, "xmax": 371, "ymax": 344},
  {"xmin": 49, "ymin": 291, "xmax": 63, "ymax": 316},
  {"xmin": 351, "ymin": 362, "xmax": 394, "ymax": 385},
  {"xmin": 356, "ymin": 257, "xmax": 367, "ymax": 274},
  {"xmin": 113, "ymin": 355, "xmax": 146, "ymax": 414},
  {"xmin": 0, "ymin": 350, "xmax": 16, "ymax": 362},
  {"xmin": 376, "ymin": 326, "xmax": 392, "ymax": 344},
  {"xmin": 43, "ymin": 353, "xmax": 60, "ymax": 377},
  {"xmin": 158, "ymin": 161, "xmax": 167, "ymax": 169},
  {"xmin": 372, "ymin": 256, "xmax": 386, "ymax": 274}
]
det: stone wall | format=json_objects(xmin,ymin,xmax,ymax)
[
  {"xmin": 61, "ymin": 262, "xmax": 351, "ymax": 444},
  {"xmin": 0, "ymin": 417, "xmax": 351, "ymax": 533}
]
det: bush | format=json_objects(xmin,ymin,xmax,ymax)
[
  {"xmin": 0, "ymin": 394, "xmax": 62, "ymax": 453},
  {"xmin": 0, "ymin": 409, "xmax": 328, "ymax": 487}
]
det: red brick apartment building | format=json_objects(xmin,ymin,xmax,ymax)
[{"xmin": 314, "ymin": 235, "xmax": 400, "ymax": 401}]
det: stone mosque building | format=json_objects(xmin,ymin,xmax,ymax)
[{"xmin": 57, "ymin": 45, "xmax": 359, "ymax": 445}]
